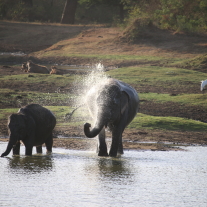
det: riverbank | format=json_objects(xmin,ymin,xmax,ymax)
[
  {"xmin": 1, "ymin": 21, "xmax": 207, "ymax": 152},
  {"xmin": 0, "ymin": 137, "xmax": 183, "ymax": 152}
]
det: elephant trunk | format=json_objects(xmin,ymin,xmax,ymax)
[
  {"xmin": 1, "ymin": 141, "xmax": 13, "ymax": 157},
  {"xmin": 84, "ymin": 122, "xmax": 105, "ymax": 138},
  {"xmin": 84, "ymin": 106, "xmax": 111, "ymax": 138}
]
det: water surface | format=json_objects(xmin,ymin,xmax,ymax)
[
  {"xmin": 0, "ymin": 52, "xmax": 26, "ymax": 56},
  {"xmin": 0, "ymin": 142, "xmax": 206, "ymax": 207}
]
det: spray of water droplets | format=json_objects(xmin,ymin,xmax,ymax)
[{"xmin": 71, "ymin": 63, "xmax": 110, "ymax": 123}]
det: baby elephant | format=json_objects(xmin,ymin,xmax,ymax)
[{"xmin": 1, "ymin": 104, "xmax": 56, "ymax": 157}]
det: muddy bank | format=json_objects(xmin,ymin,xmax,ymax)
[{"xmin": 0, "ymin": 137, "xmax": 183, "ymax": 152}]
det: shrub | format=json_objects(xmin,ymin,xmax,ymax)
[{"xmin": 122, "ymin": 18, "xmax": 153, "ymax": 43}]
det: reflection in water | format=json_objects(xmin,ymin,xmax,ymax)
[
  {"xmin": 0, "ymin": 143, "xmax": 207, "ymax": 207},
  {"xmin": 82, "ymin": 156, "xmax": 129, "ymax": 178},
  {"xmin": 8, "ymin": 155, "xmax": 53, "ymax": 173},
  {"xmin": 97, "ymin": 158, "xmax": 130, "ymax": 178}
]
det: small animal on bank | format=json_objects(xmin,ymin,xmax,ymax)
[
  {"xmin": 201, "ymin": 79, "xmax": 207, "ymax": 92},
  {"xmin": 26, "ymin": 60, "xmax": 50, "ymax": 74},
  {"xmin": 1, "ymin": 104, "xmax": 56, "ymax": 157},
  {"xmin": 50, "ymin": 66, "xmax": 63, "ymax": 75},
  {"xmin": 84, "ymin": 78, "xmax": 139, "ymax": 157},
  {"xmin": 21, "ymin": 62, "xmax": 28, "ymax": 72}
]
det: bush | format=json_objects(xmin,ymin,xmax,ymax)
[
  {"xmin": 121, "ymin": 17, "xmax": 152, "ymax": 43},
  {"xmin": 154, "ymin": 0, "xmax": 207, "ymax": 32},
  {"xmin": 125, "ymin": 0, "xmax": 207, "ymax": 33}
]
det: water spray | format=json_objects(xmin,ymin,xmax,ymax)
[
  {"xmin": 66, "ymin": 62, "xmax": 110, "ymax": 123},
  {"xmin": 64, "ymin": 104, "xmax": 84, "ymax": 121}
]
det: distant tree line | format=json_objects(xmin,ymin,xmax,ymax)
[
  {"xmin": 0, "ymin": 0, "xmax": 207, "ymax": 32},
  {"xmin": 0, "ymin": 0, "xmax": 65, "ymax": 22}
]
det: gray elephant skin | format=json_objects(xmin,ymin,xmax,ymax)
[
  {"xmin": 84, "ymin": 78, "xmax": 139, "ymax": 157},
  {"xmin": 1, "ymin": 104, "xmax": 56, "ymax": 157}
]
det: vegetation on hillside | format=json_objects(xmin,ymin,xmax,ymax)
[{"xmin": 1, "ymin": 0, "xmax": 207, "ymax": 33}]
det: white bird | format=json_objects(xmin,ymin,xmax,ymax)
[{"xmin": 201, "ymin": 79, "xmax": 207, "ymax": 91}]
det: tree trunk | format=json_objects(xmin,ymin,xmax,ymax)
[
  {"xmin": 119, "ymin": 3, "xmax": 124, "ymax": 22},
  {"xmin": 61, "ymin": 0, "xmax": 78, "ymax": 24}
]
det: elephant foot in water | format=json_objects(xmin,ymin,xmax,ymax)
[
  {"xmin": 97, "ymin": 146, "xmax": 108, "ymax": 156},
  {"xmin": 118, "ymin": 147, "xmax": 124, "ymax": 155},
  {"xmin": 98, "ymin": 151, "xmax": 109, "ymax": 157},
  {"xmin": 118, "ymin": 151, "xmax": 124, "ymax": 155}
]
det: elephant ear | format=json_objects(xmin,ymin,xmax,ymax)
[{"xmin": 120, "ymin": 91, "xmax": 129, "ymax": 115}]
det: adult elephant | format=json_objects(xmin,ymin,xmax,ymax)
[
  {"xmin": 1, "ymin": 104, "xmax": 56, "ymax": 157},
  {"xmin": 84, "ymin": 78, "xmax": 139, "ymax": 157}
]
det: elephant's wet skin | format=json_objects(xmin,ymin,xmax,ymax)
[
  {"xmin": 84, "ymin": 78, "xmax": 139, "ymax": 157},
  {"xmin": 1, "ymin": 104, "xmax": 56, "ymax": 157}
]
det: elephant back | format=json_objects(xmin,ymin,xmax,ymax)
[
  {"xmin": 117, "ymin": 79, "xmax": 138, "ymax": 101},
  {"xmin": 18, "ymin": 104, "xmax": 56, "ymax": 141}
]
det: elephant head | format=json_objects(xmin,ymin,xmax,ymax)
[
  {"xmin": 84, "ymin": 83, "xmax": 123, "ymax": 138},
  {"xmin": 1, "ymin": 114, "xmax": 27, "ymax": 157}
]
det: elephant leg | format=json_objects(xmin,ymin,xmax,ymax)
[
  {"xmin": 23, "ymin": 131, "xmax": 35, "ymax": 156},
  {"xmin": 25, "ymin": 146, "xmax": 33, "ymax": 156},
  {"xmin": 13, "ymin": 141, "xmax": 21, "ymax": 155},
  {"xmin": 109, "ymin": 110, "xmax": 128, "ymax": 157},
  {"xmin": 45, "ymin": 133, "xmax": 53, "ymax": 154},
  {"xmin": 109, "ymin": 128, "xmax": 122, "ymax": 157},
  {"xmin": 98, "ymin": 127, "xmax": 108, "ymax": 156},
  {"xmin": 118, "ymin": 133, "xmax": 124, "ymax": 155},
  {"xmin": 36, "ymin": 145, "xmax": 43, "ymax": 154},
  {"xmin": 116, "ymin": 92, "xmax": 129, "ymax": 155}
]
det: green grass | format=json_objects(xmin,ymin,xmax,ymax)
[
  {"xmin": 34, "ymin": 46, "xmax": 185, "ymax": 64},
  {"xmin": 108, "ymin": 65, "xmax": 204, "ymax": 84},
  {"xmin": 179, "ymin": 53, "xmax": 207, "ymax": 70},
  {"xmin": 0, "ymin": 106, "xmax": 90, "ymax": 129},
  {"xmin": 1, "ymin": 107, "xmax": 206, "ymax": 132},
  {"xmin": 0, "ymin": 89, "xmax": 74, "ymax": 107},
  {"xmin": 0, "ymin": 73, "xmax": 75, "ymax": 86},
  {"xmin": 140, "ymin": 93, "xmax": 207, "ymax": 107},
  {"xmin": 40, "ymin": 52, "xmax": 164, "ymax": 61},
  {"xmin": 0, "ymin": 108, "xmax": 19, "ymax": 120},
  {"xmin": 128, "ymin": 113, "xmax": 207, "ymax": 131},
  {"xmin": 1, "ymin": 54, "xmax": 207, "ymax": 135}
]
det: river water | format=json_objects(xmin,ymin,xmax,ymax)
[{"xmin": 0, "ymin": 142, "xmax": 207, "ymax": 207}]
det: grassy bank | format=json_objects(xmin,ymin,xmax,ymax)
[
  {"xmin": 1, "ymin": 106, "xmax": 206, "ymax": 133},
  {"xmin": 0, "ymin": 21, "xmax": 207, "ymax": 145}
]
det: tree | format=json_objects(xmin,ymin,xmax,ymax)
[
  {"xmin": 61, "ymin": 0, "xmax": 78, "ymax": 24},
  {"xmin": 101, "ymin": 0, "xmax": 126, "ymax": 22},
  {"xmin": 21, "ymin": 0, "xmax": 33, "ymax": 7},
  {"xmin": 79, "ymin": 0, "xmax": 126, "ymax": 22}
]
